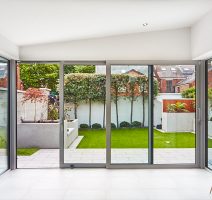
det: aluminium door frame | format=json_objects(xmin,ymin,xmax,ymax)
[
  {"xmin": 106, "ymin": 60, "xmax": 201, "ymax": 169},
  {"xmin": 15, "ymin": 59, "xmax": 204, "ymax": 169},
  {"xmin": 59, "ymin": 61, "xmax": 107, "ymax": 168}
]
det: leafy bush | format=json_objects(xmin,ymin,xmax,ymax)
[
  {"xmin": 80, "ymin": 124, "xmax": 89, "ymax": 128},
  {"xmin": 131, "ymin": 121, "xmax": 142, "ymax": 128},
  {"xmin": 0, "ymin": 136, "xmax": 6, "ymax": 148},
  {"xmin": 92, "ymin": 123, "xmax": 102, "ymax": 129},
  {"xmin": 210, "ymin": 117, "xmax": 212, "ymax": 121},
  {"xmin": 48, "ymin": 105, "xmax": 59, "ymax": 120},
  {"xmin": 167, "ymin": 102, "xmax": 188, "ymax": 113},
  {"xmin": 120, "ymin": 121, "xmax": 131, "ymax": 128},
  {"xmin": 64, "ymin": 65, "xmax": 95, "ymax": 74},
  {"xmin": 181, "ymin": 87, "xmax": 195, "ymax": 98},
  {"xmin": 111, "ymin": 123, "xmax": 116, "ymax": 129}
]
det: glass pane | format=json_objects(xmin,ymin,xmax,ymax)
[
  {"xmin": 208, "ymin": 59, "xmax": 212, "ymax": 169},
  {"xmin": 153, "ymin": 65, "xmax": 196, "ymax": 164},
  {"xmin": 110, "ymin": 65, "xmax": 149, "ymax": 164},
  {"xmin": 0, "ymin": 57, "xmax": 9, "ymax": 173},
  {"xmin": 17, "ymin": 63, "xmax": 60, "ymax": 168},
  {"xmin": 64, "ymin": 64, "xmax": 106, "ymax": 164}
]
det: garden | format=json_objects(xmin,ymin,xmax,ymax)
[{"xmin": 12, "ymin": 64, "xmax": 212, "ymax": 158}]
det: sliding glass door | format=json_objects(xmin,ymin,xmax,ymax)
[
  {"xmin": 62, "ymin": 63, "xmax": 106, "ymax": 166},
  {"xmin": 153, "ymin": 65, "xmax": 196, "ymax": 164},
  {"xmin": 110, "ymin": 65, "xmax": 150, "ymax": 164},
  {"xmin": 60, "ymin": 61, "xmax": 198, "ymax": 168},
  {"xmin": 0, "ymin": 57, "xmax": 9, "ymax": 173}
]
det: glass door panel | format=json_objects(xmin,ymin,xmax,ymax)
[
  {"xmin": 0, "ymin": 57, "xmax": 9, "ymax": 173},
  {"xmin": 63, "ymin": 64, "xmax": 106, "ymax": 164},
  {"xmin": 153, "ymin": 65, "xmax": 196, "ymax": 164},
  {"xmin": 110, "ymin": 65, "xmax": 149, "ymax": 164}
]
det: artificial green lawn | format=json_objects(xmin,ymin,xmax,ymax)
[
  {"xmin": 78, "ymin": 128, "xmax": 212, "ymax": 148},
  {"xmin": 0, "ymin": 128, "xmax": 39, "ymax": 156},
  {"xmin": 17, "ymin": 148, "xmax": 39, "ymax": 156}
]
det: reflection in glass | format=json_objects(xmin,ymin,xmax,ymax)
[
  {"xmin": 208, "ymin": 59, "xmax": 212, "ymax": 169},
  {"xmin": 0, "ymin": 57, "xmax": 9, "ymax": 173}
]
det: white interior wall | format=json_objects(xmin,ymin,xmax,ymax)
[
  {"xmin": 191, "ymin": 10, "xmax": 212, "ymax": 60},
  {"xmin": 0, "ymin": 34, "xmax": 19, "ymax": 60},
  {"xmin": 19, "ymin": 28, "xmax": 191, "ymax": 61}
]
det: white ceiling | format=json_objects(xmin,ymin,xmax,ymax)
[{"xmin": 0, "ymin": 0, "xmax": 212, "ymax": 46}]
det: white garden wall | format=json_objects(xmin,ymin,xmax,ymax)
[
  {"xmin": 0, "ymin": 88, "xmax": 7, "ymax": 127},
  {"xmin": 208, "ymin": 121, "xmax": 212, "ymax": 138},
  {"xmin": 17, "ymin": 88, "xmax": 50, "ymax": 123},
  {"xmin": 66, "ymin": 97, "xmax": 162, "ymax": 127}
]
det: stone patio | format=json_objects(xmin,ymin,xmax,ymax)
[
  {"xmin": 17, "ymin": 148, "xmax": 198, "ymax": 168},
  {"xmin": 0, "ymin": 149, "xmax": 8, "ymax": 173}
]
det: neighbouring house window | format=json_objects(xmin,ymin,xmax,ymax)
[{"xmin": 166, "ymin": 80, "xmax": 173, "ymax": 93}]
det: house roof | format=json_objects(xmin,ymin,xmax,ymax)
[
  {"xmin": 175, "ymin": 73, "xmax": 195, "ymax": 86},
  {"xmin": 124, "ymin": 69, "xmax": 146, "ymax": 77},
  {"xmin": 154, "ymin": 65, "xmax": 194, "ymax": 79}
]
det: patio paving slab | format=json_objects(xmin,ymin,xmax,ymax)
[{"xmin": 17, "ymin": 148, "xmax": 198, "ymax": 168}]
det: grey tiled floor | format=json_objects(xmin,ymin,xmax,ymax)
[
  {"xmin": 17, "ymin": 148, "xmax": 196, "ymax": 168},
  {"xmin": 0, "ymin": 168, "xmax": 212, "ymax": 200}
]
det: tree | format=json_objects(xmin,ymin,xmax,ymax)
[
  {"xmin": 20, "ymin": 63, "xmax": 59, "ymax": 92},
  {"xmin": 64, "ymin": 65, "xmax": 95, "ymax": 74},
  {"xmin": 64, "ymin": 74, "xmax": 87, "ymax": 119},
  {"xmin": 64, "ymin": 73, "xmax": 105, "ymax": 127},
  {"xmin": 127, "ymin": 76, "xmax": 138, "ymax": 124},
  {"xmin": 85, "ymin": 75, "xmax": 98, "ymax": 128},
  {"xmin": 95, "ymin": 75, "xmax": 106, "ymax": 128},
  {"xmin": 153, "ymin": 79, "xmax": 159, "ymax": 98},
  {"xmin": 137, "ymin": 77, "xmax": 148, "ymax": 127},
  {"xmin": 22, "ymin": 88, "xmax": 47, "ymax": 122},
  {"xmin": 181, "ymin": 87, "xmax": 195, "ymax": 98},
  {"xmin": 64, "ymin": 73, "xmax": 159, "ymax": 128},
  {"xmin": 111, "ymin": 74, "xmax": 129, "ymax": 128}
]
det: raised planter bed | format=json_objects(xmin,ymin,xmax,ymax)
[
  {"xmin": 208, "ymin": 121, "xmax": 212, "ymax": 138},
  {"xmin": 162, "ymin": 112, "xmax": 195, "ymax": 132},
  {"xmin": 17, "ymin": 119, "xmax": 78, "ymax": 148}
]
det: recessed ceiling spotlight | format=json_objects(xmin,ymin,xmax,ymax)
[{"xmin": 143, "ymin": 23, "xmax": 148, "ymax": 27}]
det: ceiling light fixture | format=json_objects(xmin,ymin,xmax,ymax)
[{"xmin": 143, "ymin": 23, "xmax": 148, "ymax": 27}]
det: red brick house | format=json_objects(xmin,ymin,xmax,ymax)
[
  {"xmin": 175, "ymin": 73, "xmax": 195, "ymax": 93},
  {"xmin": 154, "ymin": 65, "xmax": 195, "ymax": 93}
]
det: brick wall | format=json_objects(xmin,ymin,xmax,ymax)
[{"xmin": 163, "ymin": 99, "xmax": 195, "ymax": 113}]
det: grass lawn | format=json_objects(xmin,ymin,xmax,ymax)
[
  {"xmin": 17, "ymin": 148, "xmax": 39, "ymax": 156},
  {"xmin": 78, "ymin": 128, "xmax": 212, "ymax": 148},
  {"xmin": 0, "ymin": 128, "xmax": 39, "ymax": 156},
  {"xmin": 0, "ymin": 128, "xmax": 6, "ymax": 148}
]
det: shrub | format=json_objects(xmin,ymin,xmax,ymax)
[
  {"xmin": 120, "ymin": 121, "xmax": 131, "ymax": 128},
  {"xmin": 92, "ymin": 123, "xmax": 102, "ymax": 129},
  {"xmin": 80, "ymin": 124, "xmax": 89, "ymax": 128},
  {"xmin": 131, "ymin": 121, "xmax": 142, "ymax": 128},
  {"xmin": 48, "ymin": 105, "xmax": 59, "ymax": 120},
  {"xmin": 167, "ymin": 102, "xmax": 188, "ymax": 113},
  {"xmin": 181, "ymin": 87, "xmax": 195, "ymax": 98},
  {"xmin": 111, "ymin": 123, "xmax": 116, "ymax": 129}
]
